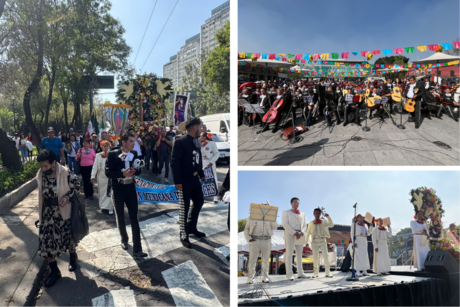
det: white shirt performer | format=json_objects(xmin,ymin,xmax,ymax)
[
  {"xmin": 410, "ymin": 211, "xmax": 430, "ymax": 270},
  {"xmin": 446, "ymin": 223, "xmax": 459, "ymax": 245},
  {"xmin": 372, "ymin": 218, "xmax": 392, "ymax": 275},
  {"xmin": 90, "ymin": 141, "xmax": 114, "ymax": 213},
  {"xmin": 305, "ymin": 208, "xmax": 334, "ymax": 278},
  {"xmin": 281, "ymin": 197, "xmax": 308, "ymax": 280},
  {"xmin": 244, "ymin": 215, "xmax": 278, "ymax": 284},
  {"xmin": 350, "ymin": 214, "xmax": 373, "ymax": 276}
]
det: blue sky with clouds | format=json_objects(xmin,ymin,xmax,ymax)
[
  {"xmin": 238, "ymin": 171, "xmax": 460, "ymax": 233},
  {"xmin": 98, "ymin": 0, "xmax": 226, "ymax": 103},
  {"xmin": 238, "ymin": 0, "xmax": 459, "ymax": 64}
]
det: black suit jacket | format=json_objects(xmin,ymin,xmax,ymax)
[
  {"xmin": 247, "ymin": 93, "xmax": 258, "ymax": 104},
  {"xmin": 423, "ymin": 92, "xmax": 438, "ymax": 103},
  {"xmin": 258, "ymin": 95, "xmax": 271, "ymax": 109},
  {"xmin": 105, "ymin": 149, "xmax": 142, "ymax": 186},
  {"xmin": 404, "ymin": 83, "xmax": 424, "ymax": 101},
  {"xmin": 170, "ymin": 134, "xmax": 205, "ymax": 187},
  {"xmin": 441, "ymin": 93, "xmax": 454, "ymax": 104},
  {"xmin": 381, "ymin": 84, "xmax": 393, "ymax": 95}
]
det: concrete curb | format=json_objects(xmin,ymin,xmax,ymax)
[
  {"xmin": 0, "ymin": 178, "xmax": 37, "ymax": 214},
  {"xmin": 10, "ymin": 253, "xmax": 48, "ymax": 307}
]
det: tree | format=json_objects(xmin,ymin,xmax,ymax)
[
  {"xmin": 0, "ymin": 0, "xmax": 5, "ymax": 18},
  {"xmin": 238, "ymin": 218, "xmax": 247, "ymax": 233},
  {"xmin": 444, "ymin": 37, "xmax": 460, "ymax": 56},
  {"xmin": 396, "ymin": 227, "xmax": 412, "ymax": 236},
  {"xmin": 375, "ymin": 55, "xmax": 410, "ymax": 80}
]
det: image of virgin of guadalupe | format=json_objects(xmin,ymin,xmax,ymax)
[{"xmin": 175, "ymin": 96, "xmax": 186, "ymax": 125}]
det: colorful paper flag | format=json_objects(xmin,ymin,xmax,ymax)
[
  {"xmin": 371, "ymin": 50, "xmax": 381, "ymax": 55},
  {"xmin": 404, "ymin": 47, "xmax": 415, "ymax": 53},
  {"xmin": 341, "ymin": 52, "xmax": 349, "ymax": 59},
  {"xmin": 382, "ymin": 49, "xmax": 392, "ymax": 55}
]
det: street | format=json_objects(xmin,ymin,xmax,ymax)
[{"xmin": 0, "ymin": 163, "xmax": 229, "ymax": 307}]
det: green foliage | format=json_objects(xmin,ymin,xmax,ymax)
[
  {"xmin": 0, "ymin": 105, "xmax": 14, "ymax": 132},
  {"xmin": 396, "ymin": 227, "xmax": 412, "ymax": 236},
  {"xmin": 375, "ymin": 55, "xmax": 409, "ymax": 80},
  {"xmin": 0, "ymin": 160, "xmax": 39, "ymax": 198},
  {"xmin": 238, "ymin": 218, "xmax": 247, "ymax": 233}
]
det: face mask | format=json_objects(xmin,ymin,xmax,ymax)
[{"xmin": 44, "ymin": 167, "xmax": 54, "ymax": 176}]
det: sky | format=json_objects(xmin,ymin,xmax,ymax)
[
  {"xmin": 238, "ymin": 0, "xmax": 459, "ymax": 64},
  {"xmin": 238, "ymin": 171, "xmax": 460, "ymax": 233},
  {"xmin": 97, "ymin": 0, "xmax": 227, "ymax": 103}
]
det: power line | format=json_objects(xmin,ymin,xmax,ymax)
[
  {"xmin": 141, "ymin": 0, "xmax": 179, "ymax": 70},
  {"xmin": 133, "ymin": 0, "xmax": 158, "ymax": 66}
]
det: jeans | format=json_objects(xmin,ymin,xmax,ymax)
[
  {"xmin": 145, "ymin": 150, "xmax": 151, "ymax": 169},
  {"xmin": 304, "ymin": 108, "xmax": 313, "ymax": 126},
  {"xmin": 68, "ymin": 156, "xmax": 78, "ymax": 175},
  {"xmin": 20, "ymin": 147, "xmax": 28, "ymax": 163},
  {"xmin": 158, "ymin": 152, "xmax": 170, "ymax": 178}
]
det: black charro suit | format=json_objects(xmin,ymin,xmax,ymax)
[
  {"xmin": 171, "ymin": 134, "xmax": 206, "ymax": 242},
  {"xmin": 105, "ymin": 149, "xmax": 143, "ymax": 253}
]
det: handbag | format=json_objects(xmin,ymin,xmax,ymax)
[{"xmin": 71, "ymin": 194, "xmax": 89, "ymax": 244}]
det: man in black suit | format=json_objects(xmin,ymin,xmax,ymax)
[
  {"xmin": 171, "ymin": 117, "xmax": 206, "ymax": 248},
  {"xmin": 422, "ymin": 86, "xmax": 442, "ymax": 119},
  {"xmin": 303, "ymin": 89, "xmax": 318, "ymax": 127},
  {"xmin": 105, "ymin": 133, "xmax": 147, "ymax": 257},
  {"xmin": 381, "ymin": 78, "xmax": 395, "ymax": 115},
  {"xmin": 343, "ymin": 88, "xmax": 361, "ymax": 126},
  {"xmin": 324, "ymin": 86, "xmax": 341, "ymax": 126},
  {"xmin": 440, "ymin": 87, "xmax": 459, "ymax": 121},
  {"xmin": 246, "ymin": 88, "xmax": 259, "ymax": 127},
  {"xmin": 316, "ymin": 79, "xmax": 326, "ymax": 115},
  {"xmin": 404, "ymin": 76, "xmax": 425, "ymax": 128}
]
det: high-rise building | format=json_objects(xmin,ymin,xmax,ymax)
[
  {"xmin": 200, "ymin": 1, "xmax": 229, "ymax": 51},
  {"xmin": 163, "ymin": 1, "xmax": 229, "ymax": 89}
]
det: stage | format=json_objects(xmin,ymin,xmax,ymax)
[{"xmin": 238, "ymin": 269, "xmax": 451, "ymax": 306}]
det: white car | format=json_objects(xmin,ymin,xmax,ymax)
[{"xmin": 211, "ymin": 133, "xmax": 230, "ymax": 164}]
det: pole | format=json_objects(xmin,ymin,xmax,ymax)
[
  {"xmin": 346, "ymin": 203, "xmax": 360, "ymax": 282},
  {"xmin": 12, "ymin": 97, "xmax": 15, "ymax": 132}
]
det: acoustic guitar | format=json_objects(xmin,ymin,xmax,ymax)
[
  {"xmin": 342, "ymin": 89, "xmax": 348, "ymax": 95},
  {"xmin": 391, "ymin": 87, "xmax": 402, "ymax": 102},
  {"xmin": 367, "ymin": 95, "xmax": 381, "ymax": 108},
  {"xmin": 404, "ymin": 88, "xmax": 418, "ymax": 113}
]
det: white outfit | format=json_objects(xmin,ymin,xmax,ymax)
[
  {"xmin": 350, "ymin": 222, "xmax": 373, "ymax": 271},
  {"xmin": 410, "ymin": 220, "xmax": 430, "ymax": 269},
  {"xmin": 446, "ymin": 230, "xmax": 459, "ymax": 245},
  {"xmin": 372, "ymin": 226, "xmax": 392, "ymax": 274},
  {"xmin": 133, "ymin": 137, "xmax": 142, "ymax": 156},
  {"xmin": 281, "ymin": 210, "xmax": 307, "ymax": 278},
  {"xmin": 90, "ymin": 153, "xmax": 113, "ymax": 211},
  {"xmin": 244, "ymin": 217, "xmax": 278, "ymax": 282},
  {"xmin": 305, "ymin": 216, "xmax": 334, "ymax": 277}
]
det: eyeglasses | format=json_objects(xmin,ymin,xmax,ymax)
[{"xmin": 292, "ymin": 201, "xmax": 300, "ymax": 204}]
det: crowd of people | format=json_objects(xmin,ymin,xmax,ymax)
[
  {"xmin": 34, "ymin": 117, "xmax": 230, "ymax": 288},
  {"xmin": 243, "ymin": 198, "xmax": 459, "ymax": 284},
  {"xmin": 238, "ymin": 76, "xmax": 459, "ymax": 132}
]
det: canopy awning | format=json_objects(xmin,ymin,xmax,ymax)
[
  {"xmin": 412, "ymin": 53, "xmax": 460, "ymax": 64},
  {"xmin": 238, "ymin": 59, "xmax": 295, "ymax": 69}
]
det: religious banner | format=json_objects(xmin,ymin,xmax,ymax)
[
  {"xmin": 102, "ymin": 103, "xmax": 130, "ymax": 138},
  {"xmin": 172, "ymin": 91, "xmax": 190, "ymax": 126},
  {"xmin": 134, "ymin": 164, "xmax": 218, "ymax": 203}
]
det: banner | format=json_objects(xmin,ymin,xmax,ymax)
[
  {"xmin": 134, "ymin": 164, "xmax": 218, "ymax": 203},
  {"xmin": 103, "ymin": 104, "xmax": 130, "ymax": 137},
  {"xmin": 172, "ymin": 91, "xmax": 190, "ymax": 127}
]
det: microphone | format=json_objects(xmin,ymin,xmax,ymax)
[{"xmin": 353, "ymin": 202, "xmax": 357, "ymax": 208}]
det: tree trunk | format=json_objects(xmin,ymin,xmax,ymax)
[
  {"xmin": 44, "ymin": 68, "xmax": 56, "ymax": 130},
  {"xmin": 63, "ymin": 98, "xmax": 69, "ymax": 132},
  {"xmin": 0, "ymin": 128, "xmax": 22, "ymax": 170},
  {"xmin": 23, "ymin": 0, "xmax": 44, "ymax": 149},
  {"xmin": 0, "ymin": 0, "xmax": 5, "ymax": 18}
]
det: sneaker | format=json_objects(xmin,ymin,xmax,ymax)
[{"xmin": 164, "ymin": 178, "xmax": 169, "ymax": 184}]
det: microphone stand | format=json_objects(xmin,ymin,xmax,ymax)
[
  {"xmin": 346, "ymin": 203, "xmax": 360, "ymax": 282},
  {"xmin": 397, "ymin": 98, "xmax": 406, "ymax": 130},
  {"xmin": 288, "ymin": 98, "xmax": 300, "ymax": 144},
  {"xmin": 362, "ymin": 96, "xmax": 371, "ymax": 132}
]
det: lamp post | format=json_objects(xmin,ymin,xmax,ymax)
[{"xmin": 12, "ymin": 96, "xmax": 15, "ymax": 133}]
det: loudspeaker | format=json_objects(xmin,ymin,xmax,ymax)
[{"xmin": 424, "ymin": 250, "xmax": 459, "ymax": 273}]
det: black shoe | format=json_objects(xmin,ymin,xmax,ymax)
[
  {"xmin": 356, "ymin": 122, "xmax": 362, "ymax": 126},
  {"xmin": 408, "ymin": 117, "xmax": 415, "ymax": 122},
  {"xmin": 181, "ymin": 237, "xmax": 192, "ymax": 249},
  {"xmin": 343, "ymin": 122, "xmax": 348, "ymax": 127},
  {"xmin": 45, "ymin": 270, "xmax": 62, "ymax": 287},
  {"xmin": 336, "ymin": 119, "xmax": 341, "ymax": 125},
  {"xmin": 68, "ymin": 252, "xmax": 78, "ymax": 272},
  {"xmin": 426, "ymin": 113, "xmax": 432, "ymax": 120},
  {"xmin": 272, "ymin": 127, "xmax": 279, "ymax": 133},
  {"xmin": 133, "ymin": 251, "xmax": 148, "ymax": 258},
  {"xmin": 121, "ymin": 242, "xmax": 128, "ymax": 250},
  {"xmin": 191, "ymin": 230, "xmax": 206, "ymax": 238}
]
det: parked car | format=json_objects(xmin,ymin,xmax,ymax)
[
  {"xmin": 211, "ymin": 133, "xmax": 230, "ymax": 164},
  {"xmin": 200, "ymin": 113, "xmax": 230, "ymax": 142}
]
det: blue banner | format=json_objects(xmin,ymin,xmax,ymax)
[{"xmin": 134, "ymin": 165, "xmax": 218, "ymax": 203}]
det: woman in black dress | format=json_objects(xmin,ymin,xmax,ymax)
[{"xmin": 37, "ymin": 150, "xmax": 80, "ymax": 287}]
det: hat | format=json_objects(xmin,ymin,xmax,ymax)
[
  {"xmin": 429, "ymin": 86, "xmax": 435, "ymax": 91},
  {"xmin": 47, "ymin": 127, "xmax": 54, "ymax": 132}
]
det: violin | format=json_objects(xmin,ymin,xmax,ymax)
[{"xmin": 262, "ymin": 96, "xmax": 286, "ymax": 124}]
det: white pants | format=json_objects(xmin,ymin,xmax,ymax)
[
  {"xmin": 312, "ymin": 238, "xmax": 330, "ymax": 276},
  {"xmin": 284, "ymin": 233, "xmax": 304, "ymax": 278},
  {"xmin": 248, "ymin": 239, "xmax": 271, "ymax": 281}
]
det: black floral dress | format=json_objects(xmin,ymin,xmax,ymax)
[{"xmin": 38, "ymin": 171, "xmax": 80, "ymax": 258}]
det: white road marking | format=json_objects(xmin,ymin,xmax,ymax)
[
  {"xmin": 92, "ymin": 289, "xmax": 137, "ymax": 307},
  {"xmin": 79, "ymin": 205, "xmax": 228, "ymax": 278},
  {"xmin": 214, "ymin": 244, "xmax": 230, "ymax": 266},
  {"xmin": 162, "ymin": 260, "xmax": 223, "ymax": 307}
]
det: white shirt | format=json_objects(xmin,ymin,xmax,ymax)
[
  {"xmin": 259, "ymin": 95, "xmax": 266, "ymax": 106},
  {"xmin": 14, "ymin": 138, "xmax": 20, "ymax": 149},
  {"xmin": 121, "ymin": 150, "xmax": 131, "ymax": 182},
  {"xmin": 69, "ymin": 141, "xmax": 77, "ymax": 157},
  {"xmin": 407, "ymin": 84, "xmax": 416, "ymax": 98},
  {"xmin": 133, "ymin": 137, "xmax": 142, "ymax": 156}
]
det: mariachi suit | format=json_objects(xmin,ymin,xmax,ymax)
[
  {"xmin": 282, "ymin": 209, "xmax": 307, "ymax": 279},
  {"xmin": 422, "ymin": 91, "xmax": 442, "ymax": 118},
  {"xmin": 381, "ymin": 83, "xmax": 395, "ymax": 114},
  {"xmin": 404, "ymin": 82, "xmax": 425, "ymax": 128},
  {"xmin": 244, "ymin": 217, "xmax": 278, "ymax": 282},
  {"xmin": 105, "ymin": 149, "xmax": 143, "ymax": 253},
  {"xmin": 257, "ymin": 95, "xmax": 271, "ymax": 127},
  {"xmin": 316, "ymin": 83, "xmax": 326, "ymax": 115},
  {"xmin": 246, "ymin": 93, "xmax": 259, "ymax": 126},
  {"xmin": 324, "ymin": 91, "xmax": 341, "ymax": 126},
  {"xmin": 440, "ymin": 93, "xmax": 457, "ymax": 120},
  {"xmin": 305, "ymin": 216, "xmax": 334, "ymax": 277}
]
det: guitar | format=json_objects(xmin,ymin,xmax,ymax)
[
  {"xmin": 342, "ymin": 89, "xmax": 348, "ymax": 95},
  {"xmin": 404, "ymin": 88, "xmax": 418, "ymax": 112},
  {"xmin": 391, "ymin": 87, "xmax": 402, "ymax": 102},
  {"xmin": 367, "ymin": 95, "xmax": 381, "ymax": 108},
  {"xmin": 262, "ymin": 97, "xmax": 286, "ymax": 123}
]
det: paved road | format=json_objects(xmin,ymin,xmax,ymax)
[
  {"xmin": 0, "ymin": 163, "xmax": 229, "ymax": 307},
  {"xmin": 238, "ymin": 110, "xmax": 459, "ymax": 166}
]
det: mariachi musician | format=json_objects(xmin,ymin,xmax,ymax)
[
  {"xmin": 381, "ymin": 78, "xmax": 395, "ymax": 115},
  {"xmin": 265, "ymin": 88, "xmax": 292, "ymax": 133},
  {"xmin": 404, "ymin": 76, "xmax": 425, "ymax": 128},
  {"xmin": 303, "ymin": 89, "xmax": 318, "ymax": 127},
  {"xmin": 440, "ymin": 86, "xmax": 459, "ymax": 121},
  {"xmin": 343, "ymin": 88, "xmax": 361, "ymax": 126},
  {"xmin": 316, "ymin": 79, "xmax": 327, "ymax": 115},
  {"xmin": 256, "ymin": 88, "xmax": 272, "ymax": 133},
  {"xmin": 324, "ymin": 86, "xmax": 341, "ymax": 126},
  {"xmin": 245, "ymin": 87, "xmax": 259, "ymax": 127},
  {"xmin": 422, "ymin": 86, "xmax": 442, "ymax": 119}
]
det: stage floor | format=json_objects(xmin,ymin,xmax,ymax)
[{"xmin": 238, "ymin": 270, "xmax": 430, "ymax": 304}]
